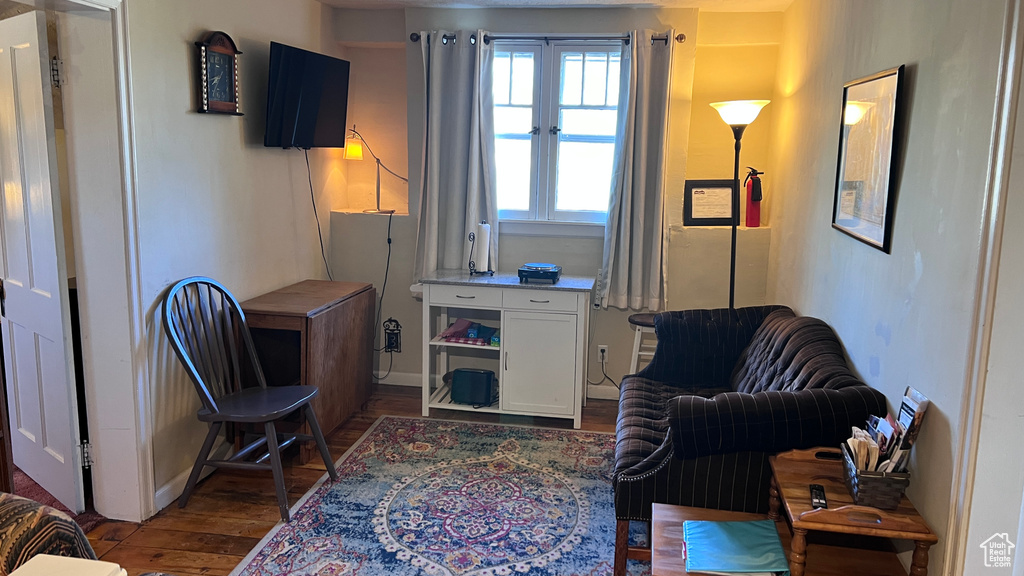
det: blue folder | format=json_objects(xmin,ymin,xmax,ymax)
[{"xmin": 683, "ymin": 519, "xmax": 790, "ymax": 575}]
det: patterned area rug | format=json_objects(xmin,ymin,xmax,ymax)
[{"xmin": 231, "ymin": 416, "xmax": 650, "ymax": 576}]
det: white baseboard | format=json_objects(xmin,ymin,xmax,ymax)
[
  {"xmin": 586, "ymin": 383, "xmax": 620, "ymax": 400},
  {"xmin": 373, "ymin": 370, "xmax": 421, "ymax": 387},
  {"xmin": 154, "ymin": 439, "xmax": 233, "ymax": 512}
]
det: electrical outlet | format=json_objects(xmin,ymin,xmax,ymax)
[
  {"xmin": 383, "ymin": 317, "xmax": 402, "ymax": 353},
  {"xmin": 598, "ymin": 345, "xmax": 608, "ymax": 363}
]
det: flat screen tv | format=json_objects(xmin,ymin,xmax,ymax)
[{"xmin": 264, "ymin": 42, "xmax": 350, "ymax": 149}]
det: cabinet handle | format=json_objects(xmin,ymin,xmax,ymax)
[
  {"xmin": 505, "ymin": 351, "xmax": 509, "ymax": 371},
  {"xmin": 455, "ymin": 294, "xmax": 476, "ymax": 299},
  {"xmin": 529, "ymin": 299, "xmax": 549, "ymax": 304}
]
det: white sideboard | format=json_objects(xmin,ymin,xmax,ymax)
[{"xmin": 420, "ymin": 270, "xmax": 594, "ymax": 428}]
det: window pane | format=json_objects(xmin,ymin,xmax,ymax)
[
  {"xmin": 582, "ymin": 52, "xmax": 609, "ymax": 106},
  {"xmin": 495, "ymin": 138, "xmax": 532, "ymax": 211},
  {"xmin": 510, "ymin": 53, "xmax": 534, "ymax": 106},
  {"xmin": 560, "ymin": 109, "xmax": 617, "ymax": 137},
  {"xmin": 560, "ymin": 53, "xmax": 583, "ymax": 106},
  {"xmin": 494, "ymin": 106, "xmax": 533, "ymax": 135},
  {"xmin": 607, "ymin": 54, "xmax": 621, "ymax": 106},
  {"xmin": 493, "ymin": 52, "xmax": 511, "ymax": 105},
  {"xmin": 555, "ymin": 141, "xmax": 615, "ymax": 212}
]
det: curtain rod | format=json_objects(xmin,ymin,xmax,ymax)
[{"xmin": 408, "ymin": 32, "xmax": 686, "ymax": 46}]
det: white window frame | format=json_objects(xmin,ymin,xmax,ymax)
[
  {"xmin": 493, "ymin": 39, "xmax": 623, "ymax": 226},
  {"xmin": 493, "ymin": 42, "xmax": 543, "ymax": 222}
]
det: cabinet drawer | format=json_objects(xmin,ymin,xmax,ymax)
[
  {"xmin": 428, "ymin": 284, "xmax": 502, "ymax": 308},
  {"xmin": 502, "ymin": 289, "xmax": 578, "ymax": 312}
]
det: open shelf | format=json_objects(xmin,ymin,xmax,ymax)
[
  {"xmin": 428, "ymin": 382, "xmax": 502, "ymax": 414},
  {"xmin": 428, "ymin": 335, "xmax": 501, "ymax": 351}
]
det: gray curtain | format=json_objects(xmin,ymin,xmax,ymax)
[
  {"xmin": 414, "ymin": 30, "xmax": 498, "ymax": 279},
  {"xmin": 600, "ymin": 30, "xmax": 674, "ymax": 311}
]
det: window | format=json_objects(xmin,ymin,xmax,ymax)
[{"xmin": 493, "ymin": 41, "xmax": 623, "ymax": 224}]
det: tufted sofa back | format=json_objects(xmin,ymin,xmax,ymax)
[{"xmin": 730, "ymin": 309, "xmax": 865, "ymax": 393}]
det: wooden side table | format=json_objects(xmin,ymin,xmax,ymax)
[
  {"xmin": 242, "ymin": 280, "xmax": 375, "ymax": 462},
  {"xmin": 769, "ymin": 447, "xmax": 939, "ymax": 576}
]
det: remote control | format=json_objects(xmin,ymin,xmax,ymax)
[{"xmin": 810, "ymin": 484, "xmax": 827, "ymax": 509}]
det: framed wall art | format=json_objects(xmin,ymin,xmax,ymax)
[
  {"xmin": 684, "ymin": 179, "xmax": 735, "ymax": 226},
  {"xmin": 832, "ymin": 65, "xmax": 905, "ymax": 252}
]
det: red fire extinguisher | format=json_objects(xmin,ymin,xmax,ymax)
[{"xmin": 744, "ymin": 167, "xmax": 764, "ymax": 228}]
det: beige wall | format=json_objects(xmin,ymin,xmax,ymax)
[
  {"xmin": 124, "ymin": 0, "xmax": 342, "ymax": 500},
  {"xmin": 685, "ymin": 12, "xmax": 779, "ymax": 224},
  {"xmin": 767, "ymin": 1, "xmax": 1009, "ymax": 571}
]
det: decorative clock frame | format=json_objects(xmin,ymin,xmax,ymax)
[{"xmin": 195, "ymin": 31, "xmax": 243, "ymax": 115}]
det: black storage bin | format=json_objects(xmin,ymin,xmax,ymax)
[{"xmin": 451, "ymin": 368, "xmax": 497, "ymax": 406}]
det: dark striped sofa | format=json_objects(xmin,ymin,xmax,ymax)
[{"xmin": 612, "ymin": 306, "xmax": 887, "ymax": 575}]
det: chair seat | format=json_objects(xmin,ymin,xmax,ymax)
[
  {"xmin": 627, "ymin": 313, "xmax": 656, "ymax": 328},
  {"xmin": 198, "ymin": 385, "xmax": 319, "ymax": 423}
]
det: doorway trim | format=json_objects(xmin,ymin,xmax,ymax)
[
  {"xmin": 109, "ymin": 0, "xmax": 155, "ymax": 521},
  {"xmin": 942, "ymin": 0, "xmax": 1024, "ymax": 573},
  {"xmin": 39, "ymin": 0, "xmax": 155, "ymax": 521}
]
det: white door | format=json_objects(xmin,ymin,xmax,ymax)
[
  {"xmin": 501, "ymin": 311, "xmax": 577, "ymax": 415},
  {"xmin": 0, "ymin": 11, "xmax": 84, "ymax": 512}
]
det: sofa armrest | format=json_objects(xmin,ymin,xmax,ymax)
[
  {"xmin": 635, "ymin": 306, "xmax": 789, "ymax": 386},
  {"xmin": 0, "ymin": 492, "xmax": 96, "ymax": 575},
  {"xmin": 667, "ymin": 386, "xmax": 888, "ymax": 459}
]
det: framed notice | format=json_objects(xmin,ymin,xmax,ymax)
[{"xmin": 684, "ymin": 179, "xmax": 735, "ymax": 226}]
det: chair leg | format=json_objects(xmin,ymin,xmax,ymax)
[
  {"xmin": 630, "ymin": 326, "xmax": 642, "ymax": 374},
  {"xmin": 305, "ymin": 405, "xmax": 338, "ymax": 481},
  {"xmin": 264, "ymin": 421, "xmax": 290, "ymax": 522},
  {"xmin": 614, "ymin": 519, "xmax": 629, "ymax": 576},
  {"xmin": 179, "ymin": 422, "xmax": 222, "ymax": 509}
]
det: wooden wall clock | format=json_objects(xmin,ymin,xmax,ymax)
[{"xmin": 195, "ymin": 31, "xmax": 243, "ymax": 115}]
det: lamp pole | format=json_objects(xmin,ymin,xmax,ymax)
[
  {"xmin": 729, "ymin": 124, "xmax": 747, "ymax": 310},
  {"xmin": 710, "ymin": 100, "xmax": 769, "ymax": 311}
]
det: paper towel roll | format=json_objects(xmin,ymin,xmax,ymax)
[{"xmin": 471, "ymin": 222, "xmax": 491, "ymax": 272}]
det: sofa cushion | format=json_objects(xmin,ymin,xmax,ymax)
[
  {"xmin": 636, "ymin": 306, "xmax": 790, "ymax": 387},
  {"xmin": 730, "ymin": 309, "xmax": 864, "ymax": 393}
]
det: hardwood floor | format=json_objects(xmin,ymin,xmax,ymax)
[
  {"xmin": 87, "ymin": 385, "xmax": 618, "ymax": 575},
  {"xmin": 86, "ymin": 385, "xmax": 909, "ymax": 576}
]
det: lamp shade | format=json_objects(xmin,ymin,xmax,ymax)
[
  {"xmin": 844, "ymin": 101, "xmax": 873, "ymax": 126},
  {"xmin": 710, "ymin": 100, "xmax": 770, "ymax": 126},
  {"xmin": 344, "ymin": 134, "xmax": 364, "ymax": 160}
]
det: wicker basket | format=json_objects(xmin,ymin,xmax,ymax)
[{"xmin": 840, "ymin": 442, "xmax": 910, "ymax": 510}]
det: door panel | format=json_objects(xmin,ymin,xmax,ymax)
[
  {"xmin": 0, "ymin": 11, "xmax": 84, "ymax": 512},
  {"xmin": 501, "ymin": 310, "xmax": 577, "ymax": 415}
]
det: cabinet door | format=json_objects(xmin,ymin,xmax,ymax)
[{"xmin": 501, "ymin": 311, "xmax": 577, "ymax": 415}]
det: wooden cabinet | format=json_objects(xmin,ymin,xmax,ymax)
[
  {"xmin": 242, "ymin": 280, "xmax": 374, "ymax": 461},
  {"xmin": 420, "ymin": 271, "xmax": 593, "ymax": 428}
]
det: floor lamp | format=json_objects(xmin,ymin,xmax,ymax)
[
  {"xmin": 710, "ymin": 100, "xmax": 769, "ymax": 310},
  {"xmin": 345, "ymin": 125, "xmax": 406, "ymax": 214}
]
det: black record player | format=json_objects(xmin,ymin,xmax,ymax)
[{"xmin": 518, "ymin": 262, "xmax": 562, "ymax": 284}]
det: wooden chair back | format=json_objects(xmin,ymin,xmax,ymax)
[{"xmin": 162, "ymin": 277, "xmax": 267, "ymax": 415}]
